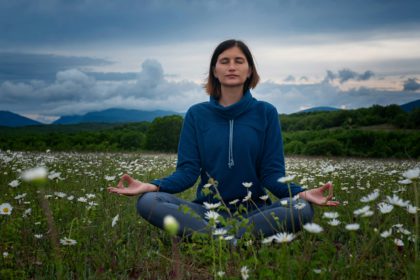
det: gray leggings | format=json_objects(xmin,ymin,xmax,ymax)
[{"xmin": 137, "ymin": 192, "xmax": 314, "ymax": 239}]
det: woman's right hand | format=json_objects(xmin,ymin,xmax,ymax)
[{"xmin": 107, "ymin": 174, "xmax": 159, "ymax": 196}]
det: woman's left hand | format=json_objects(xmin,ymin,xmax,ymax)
[{"xmin": 299, "ymin": 182, "xmax": 339, "ymax": 206}]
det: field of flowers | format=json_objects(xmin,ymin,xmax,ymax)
[{"xmin": 0, "ymin": 150, "xmax": 419, "ymax": 279}]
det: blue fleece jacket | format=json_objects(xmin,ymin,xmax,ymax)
[{"xmin": 151, "ymin": 90, "xmax": 303, "ymax": 208}]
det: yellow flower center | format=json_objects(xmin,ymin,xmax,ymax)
[{"xmin": 3, "ymin": 208, "xmax": 9, "ymax": 213}]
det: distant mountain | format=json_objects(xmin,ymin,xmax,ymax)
[
  {"xmin": 53, "ymin": 108, "xmax": 182, "ymax": 124},
  {"xmin": 0, "ymin": 111, "xmax": 43, "ymax": 127},
  {"xmin": 400, "ymin": 99, "xmax": 420, "ymax": 112},
  {"xmin": 295, "ymin": 106, "xmax": 340, "ymax": 114}
]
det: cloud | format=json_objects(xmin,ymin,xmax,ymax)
[
  {"xmin": 254, "ymin": 80, "xmax": 420, "ymax": 114},
  {"xmin": 0, "ymin": 59, "xmax": 205, "ymax": 121},
  {"xmin": 322, "ymin": 69, "xmax": 374, "ymax": 84},
  {"xmin": 284, "ymin": 75, "xmax": 296, "ymax": 82},
  {"xmin": 0, "ymin": 52, "xmax": 111, "ymax": 82},
  {"xmin": 1, "ymin": 0, "xmax": 420, "ymax": 48},
  {"xmin": 403, "ymin": 78, "xmax": 420, "ymax": 91}
]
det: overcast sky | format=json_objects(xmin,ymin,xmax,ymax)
[{"xmin": 1, "ymin": 0, "xmax": 420, "ymax": 123}]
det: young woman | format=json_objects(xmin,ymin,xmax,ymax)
[{"xmin": 108, "ymin": 39, "xmax": 339, "ymax": 239}]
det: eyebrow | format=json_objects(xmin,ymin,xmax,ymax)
[{"xmin": 219, "ymin": 56, "xmax": 246, "ymax": 61}]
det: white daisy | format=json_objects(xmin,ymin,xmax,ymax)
[
  {"xmin": 294, "ymin": 202, "xmax": 306, "ymax": 210},
  {"xmin": 242, "ymin": 191, "xmax": 252, "ymax": 202},
  {"xmin": 323, "ymin": 212, "xmax": 339, "ymax": 219},
  {"xmin": 398, "ymin": 179, "xmax": 412, "ymax": 185},
  {"xmin": 360, "ymin": 190, "xmax": 379, "ymax": 203},
  {"xmin": 204, "ymin": 210, "xmax": 220, "ymax": 223},
  {"xmin": 303, "ymin": 223, "xmax": 324, "ymax": 233},
  {"xmin": 407, "ymin": 204, "xmax": 418, "ymax": 214},
  {"xmin": 273, "ymin": 232, "xmax": 296, "ymax": 243},
  {"xmin": 8, "ymin": 180, "xmax": 20, "ymax": 188},
  {"xmin": 111, "ymin": 214, "xmax": 119, "ymax": 227},
  {"xmin": 261, "ymin": 236, "xmax": 276, "ymax": 244},
  {"xmin": 0, "ymin": 203, "xmax": 13, "ymax": 215},
  {"xmin": 60, "ymin": 237, "xmax": 77, "ymax": 246},
  {"xmin": 377, "ymin": 202, "xmax": 394, "ymax": 214},
  {"xmin": 386, "ymin": 194, "xmax": 409, "ymax": 207},
  {"xmin": 327, "ymin": 219, "xmax": 341, "ymax": 226},
  {"xmin": 353, "ymin": 205, "xmax": 370, "ymax": 216},
  {"xmin": 229, "ymin": 199, "xmax": 239, "ymax": 205},
  {"xmin": 240, "ymin": 266, "xmax": 250, "ymax": 280},
  {"xmin": 242, "ymin": 182, "xmax": 253, "ymax": 188},
  {"xmin": 402, "ymin": 168, "xmax": 420, "ymax": 179},
  {"xmin": 278, "ymin": 175, "xmax": 296, "ymax": 183},
  {"xmin": 203, "ymin": 202, "xmax": 222, "ymax": 210},
  {"xmin": 380, "ymin": 229, "xmax": 392, "ymax": 238},
  {"xmin": 104, "ymin": 175, "xmax": 116, "ymax": 181},
  {"xmin": 259, "ymin": 195, "xmax": 269, "ymax": 201},
  {"xmin": 345, "ymin": 223, "xmax": 360, "ymax": 231},
  {"xmin": 21, "ymin": 166, "xmax": 48, "ymax": 182},
  {"xmin": 213, "ymin": 228, "xmax": 228, "ymax": 236}
]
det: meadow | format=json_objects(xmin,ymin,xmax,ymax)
[{"xmin": 0, "ymin": 150, "xmax": 419, "ymax": 279}]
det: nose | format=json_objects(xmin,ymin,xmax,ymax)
[{"xmin": 228, "ymin": 62, "xmax": 236, "ymax": 70}]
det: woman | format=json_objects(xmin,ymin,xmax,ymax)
[{"xmin": 108, "ymin": 39, "xmax": 339, "ymax": 239}]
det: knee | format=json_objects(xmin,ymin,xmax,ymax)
[
  {"xmin": 298, "ymin": 199, "xmax": 314, "ymax": 223},
  {"xmin": 136, "ymin": 192, "xmax": 160, "ymax": 217}
]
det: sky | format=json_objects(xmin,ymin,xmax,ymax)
[{"xmin": 1, "ymin": 0, "xmax": 420, "ymax": 123}]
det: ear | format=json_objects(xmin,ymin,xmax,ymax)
[
  {"xmin": 213, "ymin": 67, "xmax": 218, "ymax": 79},
  {"xmin": 247, "ymin": 69, "xmax": 252, "ymax": 78}
]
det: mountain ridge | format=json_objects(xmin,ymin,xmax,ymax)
[
  {"xmin": 0, "ymin": 111, "xmax": 43, "ymax": 127},
  {"xmin": 1, "ymin": 99, "xmax": 419, "ymax": 127}
]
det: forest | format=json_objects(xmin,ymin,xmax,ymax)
[{"xmin": 0, "ymin": 104, "xmax": 419, "ymax": 158}]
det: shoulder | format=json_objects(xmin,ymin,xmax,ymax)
[
  {"xmin": 252, "ymin": 99, "xmax": 279, "ymax": 117},
  {"xmin": 184, "ymin": 101, "xmax": 211, "ymax": 121}
]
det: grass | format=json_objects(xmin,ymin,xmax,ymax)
[{"xmin": 0, "ymin": 151, "xmax": 419, "ymax": 279}]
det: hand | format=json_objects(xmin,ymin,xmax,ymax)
[
  {"xmin": 299, "ymin": 182, "xmax": 339, "ymax": 206},
  {"xmin": 107, "ymin": 174, "xmax": 158, "ymax": 196}
]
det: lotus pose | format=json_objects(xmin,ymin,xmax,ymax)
[{"xmin": 108, "ymin": 39, "xmax": 339, "ymax": 239}]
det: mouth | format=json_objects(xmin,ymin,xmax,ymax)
[{"xmin": 226, "ymin": 75, "xmax": 239, "ymax": 78}]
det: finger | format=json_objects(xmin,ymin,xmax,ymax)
[
  {"xmin": 116, "ymin": 177, "xmax": 127, "ymax": 188},
  {"xmin": 122, "ymin": 174, "xmax": 133, "ymax": 183},
  {"xmin": 326, "ymin": 201, "xmax": 340, "ymax": 206}
]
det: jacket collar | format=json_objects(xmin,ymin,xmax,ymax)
[{"xmin": 209, "ymin": 90, "xmax": 255, "ymax": 119}]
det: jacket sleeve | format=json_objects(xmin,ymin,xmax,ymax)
[
  {"xmin": 150, "ymin": 109, "xmax": 201, "ymax": 193},
  {"xmin": 259, "ymin": 106, "xmax": 303, "ymax": 199}
]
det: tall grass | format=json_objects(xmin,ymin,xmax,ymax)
[{"xmin": 0, "ymin": 151, "xmax": 418, "ymax": 279}]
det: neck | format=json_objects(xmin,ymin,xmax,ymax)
[{"xmin": 219, "ymin": 86, "xmax": 244, "ymax": 107}]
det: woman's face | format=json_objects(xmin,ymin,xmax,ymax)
[{"xmin": 213, "ymin": 46, "xmax": 252, "ymax": 90}]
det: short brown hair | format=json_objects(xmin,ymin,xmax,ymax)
[{"xmin": 204, "ymin": 39, "xmax": 260, "ymax": 99}]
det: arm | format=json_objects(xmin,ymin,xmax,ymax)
[
  {"xmin": 259, "ymin": 106, "xmax": 303, "ymax": 198},
  {"xmin": 149, "ymin": 109, "xmax": 201, "ymax": 193}
]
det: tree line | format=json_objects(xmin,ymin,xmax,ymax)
[{"xmin": 0, "ymin": 104, "xmax": 419, "ymax": 158}]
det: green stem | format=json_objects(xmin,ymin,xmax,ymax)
[{"xmin": 287, "ymin": 183, "xmax": 296, "ymax": 232}]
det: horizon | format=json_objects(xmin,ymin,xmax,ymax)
[
  {"xmin": 2, "ymin": 98, "xmax": 418, "ymax": 125},
  {"xmin": 1, "ymin": 0, "xmax": 420, "ymax": 123}
]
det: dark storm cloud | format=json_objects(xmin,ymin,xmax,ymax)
[
  {"xmin": 0, "ymin": 59, "xmax": 203, "ymax": 119},
  {"xmin": 254, "ymin": 81, "xmax": 420, "ymax": 114},
  {"xmin": 403, "ymin": 78, "xmax": 420, "ymax": 91},
  {"xmin": 1, "ymin": 0, "xmax": 419, "ymax": 47},
  {"xmin": 0, "ymin": 52, "xmax": 111, "ymax": 82},
  {"xmin": 323, "ymin": 69, "xmax": 375, "ymax": 84}
]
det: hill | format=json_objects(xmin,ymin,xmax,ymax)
[
  {"xmin": 295, "ymin": 106, "xmax": 340, "ymax": 114},
  {"xmin": 53, "ymin": 108, "xmax": 182, "ymax": 124},
  {"xmin": 400, "ymin": 99, "xmax": 420, "ymax": 112},
  {"xmin": 0, "ymin": 111, "xmax": 43, "ymax": 127}
]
